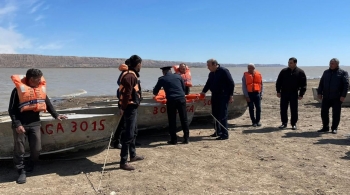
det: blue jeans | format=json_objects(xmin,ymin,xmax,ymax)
[
  {"xmin": 247, "ymin": 92, "xmax": 261, "ymax": 124},
  {"xmin": 211, "ymin": 94, "xmax": 229, "ymax": 138}
]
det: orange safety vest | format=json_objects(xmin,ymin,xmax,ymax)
[
  {"xmin": 173, "ymin": 65, "xmax": 192, "ymax": 87},
  {"xmin": 244, "ymin": 71, "xmax": 262, "ymax": 93},
  {"xmin": 118, "ymin": 69, "xmax": 141, "ymax": 105},
  {"xmin": 11, "ymin": 75, "xmax": 47, "ymax": 112}
]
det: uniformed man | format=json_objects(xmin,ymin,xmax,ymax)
[{"xmin": 153, "ymin": 66, "xmax": 190, "ymax": 144}]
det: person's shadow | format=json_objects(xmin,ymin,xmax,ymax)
[
  {"xmin": 0, "ymin": 157, "xmax": 120, "ymax": 184},
  {"xmin": 313, "ymin": 138, "xmax": 350, "ymax": 146},
  {"xmin": 341, "ymin": 151, "xmax": 350, "ymax": 160},
  {"xmin": 242, "ymin": 127, "xmax": 280, "ymax": 134}
]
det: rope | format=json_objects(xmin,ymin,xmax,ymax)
[
  {"xmin": 210, "ymin": 113, "xmax": 230, "ymax": 133},
  {"xmin": 97, "ymin": 114, "xmax": 123, "ymax": 192}
]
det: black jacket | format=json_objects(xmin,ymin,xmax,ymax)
[
  {"xmin": 317, "ymin": 68, "xmax": 349, "ymax": 99},
  {"xmin": 8, "ymin": 88, "xmax": 59, "ymax": 128},
  {"xmin": 202, "ymin": 65, "xmax": 235, "ymax": 96},
  {"xmin": 153, "ymin": 72, "xmax": 186, "ymax": 101},
  {"xmin": 276, "ymin": 67, "xmax": 307, "ymax": 96}
]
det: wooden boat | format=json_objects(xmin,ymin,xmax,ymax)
[
  {"xmin": 0, "ymin": 113, "xmax": 121, "ymax": 159},
  {"xmin": 312, "ymin": 87, "xmax": 350, "ymax": 106},
  {"xmin": 58, "ymin": 101, "xmax": 199, "ymax": 130},
  {"xmin": 85, "ymin": 94, "xmax": 247, "ymax": 120}
]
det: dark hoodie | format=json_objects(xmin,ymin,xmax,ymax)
[{"xmin": 317, "ymin": 67, "xmax": 349, "ymax": 99}]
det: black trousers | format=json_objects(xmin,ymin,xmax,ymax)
[
  {"xmin": 120, "ymin": 105, "xmax": 138, "ymax": 165},
  {"xmin": 211, "ymin": 95, "xmax": 229, "ymax": 138},
  {"xmin": 166, "ymin": 98, "xmax": 189, "ymax": 142},
  {"xmin": 280, "ymin": 92, "xmax": 299, "ymax": 125},
  {"xmin": 13, "ymin": 125, "xmax": 41, "ymax": 171},
  {"xmin": 321, "ymin": 98, "xmax": 342, "ymax": 130}
]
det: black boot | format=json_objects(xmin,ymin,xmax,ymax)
[{"xmin": 17, "ymin": 169, "xmax": 26, "ymax": 184}]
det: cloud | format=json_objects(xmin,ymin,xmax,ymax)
[
  {"xmin": 38, "ymin": 42, "xmax": 63, "ymax": 50},
  {"xmin": 0, "ymin": 3, "xmax": 17, "ymax": 19},
  {"xmin": 34, "ymin": 15, "xmax": 44, "ymax": 21},
  {"xmin": 0, "ymin": 27, "xmax": 32, "ymax": 53},
  {"xmin": 30, "ymin": 1, "xmax": 44, "ymax": 14}
]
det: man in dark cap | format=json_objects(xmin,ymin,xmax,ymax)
[
  {"xmin": 153, "ymin": 66, "xmax": 190, "ymax": 144},
  {"xmin": 118, "ymin": 55, "xmax": 144, "ymax": 171}
]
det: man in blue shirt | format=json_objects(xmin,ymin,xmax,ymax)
[
  {"xmin": 153, "ymin": 66, "xmax": 190, "ymax": 144},
  {"xmin": 201, "ymin": 59, "xmax": 235, "ymax": 140}
]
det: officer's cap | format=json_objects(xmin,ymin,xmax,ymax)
[{"xmin": 160, "ymin": 66, "xmax": 172, "ymax": 71}]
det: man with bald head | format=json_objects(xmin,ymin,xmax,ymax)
[
  {"xmin": 242, "ymin": 63, "xmax": 263, "ymax": 127},
  {"xmin": 317, "ymin": 58, "xmax": 349, "ymax": 134}
]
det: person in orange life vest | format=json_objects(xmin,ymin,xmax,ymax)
[
  {"xmin": 242, "ymin": 63, "xmax": 264, "ymax": 127},
  {"xmin": 8, "ymin": 68, "xmax": 67, "ymax": 184},
  {"xmin": 177, "ymin": 63, "xmax": 191, "ymax": 95},
  {"xmin": 118, "ymin": 55, "xmax": 144, "ymax": 171}
]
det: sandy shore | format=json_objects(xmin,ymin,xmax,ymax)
[{"xmin": 1, "ymin": 79, "xmax": 350, "ymax": 194}]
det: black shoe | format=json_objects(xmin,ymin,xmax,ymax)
[
  {"xmin": 257, "ymin": 123, "xmax": 262, "ymax": 127},
  {"xmin": 317, "ymin": 128, "xmax": 329, "ymax": 133},
  {"xmin": 210, "ymin": 133, "xmax": 221, "ymax": 137},
  {"xmin": 135, "ymin": 141, "xmax": 141, "ymax": 146},
  {"xmin": 167, "ymin": 140, "xmax": 177, "ymax": 145},
  {"xmin": 216, "ymin": 136, "xmax": 228, "ymax": 140},
  {"xmin": 292, "ymin": 125, "xmax": 297, "ymax": 130},
  {"xmin": 252, "ymin": 123, "xmax": 257, "ymax": 127},
  {"xmin": 332, "ymin": 129, "xmax": 337, "ymax": 134},
  {"xmin": 279, "ymin": 124, "xmax": 287, "ymax": 129},
  {"xmin": 16, "ymin": 169, "xmax": 26, "ymax": 184},
  {"xmin": 182, "ymin": 139, "xmax": 189, "ymax": 144}
]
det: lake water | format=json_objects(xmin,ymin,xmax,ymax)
[{"xmin": 1, "ymin": 66, "xmax": 349, "ymax": 112}]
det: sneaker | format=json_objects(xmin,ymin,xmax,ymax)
[
  {"xmin": 292, "ymin": 125, "xmax": 297, "ymax": 130},
  {"xmin": 317, "ymin": 127, "xmax": 329, "ymax": 133},
  {"xmin": 120, "ymin": 163, "xmax": 135, "ymax": 171},
  {"xmin": 210, "ymin": 133, "xmax": 220, "ymax": 137},
  {"xmin": 182, "ymin": 139, "xmax": 189, "ymax": 144},
  {"xmin": 332, "ymin": 129, "xmax": 337, "ymax": 134},
  {"xmin": 257, "ymin": 123, "xmax": 262, "ymax": 126},
  {"xmin": 252, "ymin": 123, "xmax": 257, "ymax": 127},
  {"xmin": 279, "ymin": 124, "xmax": 287, "ymax": 129},
  {"xmin": 130, "ymin": 155, "xmax": 144, "ymax": 162},
  {"xmin": 16, "ymin": 169, "xmax": 26, "ymax": 184},
  {"xmin": 216, "ymin": 136, "xmax": 228, "ymax": 140}
]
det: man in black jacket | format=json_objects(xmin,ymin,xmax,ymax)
[
  {"xmin": 153, "ymin": 66, "xmax": 190, "ymax": 144},
  {"xmin": 201, "ymin": 59, "xmax": 235, "ymax": 140},
  {"xmin": 8, "ymin": 68, "xmax": 67, "ymax": 184},
  {"xmin": 276, "ymin": 57, "xmax": 307, "ymax": 130},
  {"xmin": 317, "ymin": 58, "xmax": 349, "ymax": 134}
]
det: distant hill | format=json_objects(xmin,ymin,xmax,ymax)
[{"xmin": 0, "ymin": 54, "xmax": 286, "ymax": 68}]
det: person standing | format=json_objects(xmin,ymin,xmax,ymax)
[
  {"xmin": 8, "ymin": 68, "xmax": 67, "ymax": 184},
  {"xmin": 175, "ymin": 63, "xmax": 192, "ymax": 95},
  {"xmin": 242, "ymin": 63, "xmax": 264, "ymax": 127},
  {"xmin": 276, "ymin": 57, "xmax": 307, "ymax": 130},
  {"xmin": 153, "ymin": 66, "xmax": 190, "ymax": 144},
  {"xmin": 317, "ymin": 58, "xmax": 349, "ymax": 134},
  {"xmin": 201, "ymin": 59, "xmax": 235, "ymax": 140},
  {"xmin": 118, "ymin": 55, "xmax": 144, "ymax": 171}
]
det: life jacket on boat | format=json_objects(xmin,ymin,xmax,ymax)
[
  {"xmin": 172, "ymin": 65, "xmax": 192, "ymax": 87},
  {"xmin": 11, "ymin": 75, "xmax": 47, "ymax": 112},
  {"xmin": 153, "ymin": 90, "xmax": 203, "ymax": 104},
  {"xmin": 244, "ymin": 71, "xmax": 262, "ymax": 93},
  {"xmin": 117, "ymin": 64, "xmax": 142, "ymax": 105}
]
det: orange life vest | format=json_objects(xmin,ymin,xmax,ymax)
[
  {"xmin": 11, "ymin": 75, "xmax": 47, "ymax": 112},
  {"xmin": 173, "ymin": 65, "xmax": 192, "ymax": 87},
  {"xmin": 244, "ymin": 71, "xmax": 262, "ymax": 93},
  {"xmin": 154, "ymin": 90, "xmax": 203, "ymax": 104},
  {"xmin": 118, "ymin": 68, "xmax": 141, "ymax": 105}
]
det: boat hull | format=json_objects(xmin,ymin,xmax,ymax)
[
  {"xmin": 312, "ymin": 87, "xmax": 350, "ymax": 106},
  {"xmin": 85, "ymin": 94, "xmax": 247, "ymax": 120},
  {"xmin": 0, "ymin": 114, "xmax": 121, "ymax": 159},
  {"xmin": 58, "ymin": 102, "xmax": 199, "ymax": 131}
]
